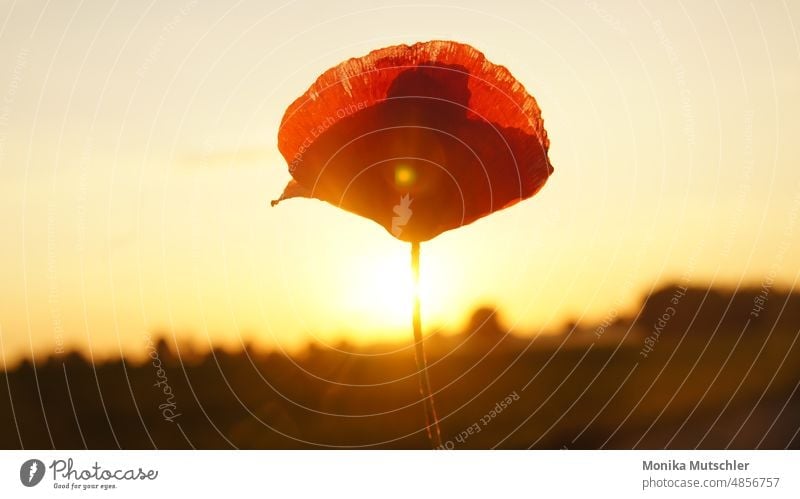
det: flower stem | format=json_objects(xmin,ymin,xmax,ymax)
[{"xmin": 411, "ymin": 240, "xmax": 442, "ymax": 448}]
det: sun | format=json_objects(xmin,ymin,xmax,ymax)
[{"xmin": 340, "ymin": 244, "xmax": 440, "ymax": 338}]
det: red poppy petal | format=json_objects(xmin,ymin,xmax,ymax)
[{"xmin": 274, "ymin": 40, "xmax": 553, "ymax": 241}]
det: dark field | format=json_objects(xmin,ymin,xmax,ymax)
[{"xmin": 1, "ymin": 285, "xmax": 798, "ymax": 449}]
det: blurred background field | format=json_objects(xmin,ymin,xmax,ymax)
[{"xmin": 1, "ymin": 285, "xmax": 797, "ymax": 449}]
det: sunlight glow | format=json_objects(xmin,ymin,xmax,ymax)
[
  {"xmin": 334, "ymin": 243, "xmax": 449, "ymax": 340},
  {"xmin": 394, "ymin": 164, "xmax": 417, "ymax": 188}
]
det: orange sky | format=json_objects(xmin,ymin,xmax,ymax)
[{"xmin": 1, "ymin": 0, "xmax": 799, "ymax": 365}]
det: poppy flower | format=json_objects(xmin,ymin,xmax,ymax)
[
  {"xmin": 271, "ymin": 40, "xmax": 553, "ymax": 448},
  {"xmin": 272, "ymin": 40, "xmax": 553, "ymax": 242}
]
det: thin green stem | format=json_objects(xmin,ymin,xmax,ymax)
[{"xmin": 411, "ymin": 241, "xmax": 442, "ymax": 449}]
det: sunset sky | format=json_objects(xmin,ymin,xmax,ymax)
[{"xmin": 1, "ymin": 0, "xmax": 799, "ymax": 364}]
